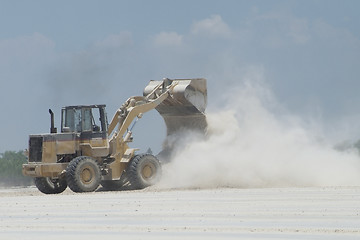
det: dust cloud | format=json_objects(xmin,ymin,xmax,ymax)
[{"xmin": 159, "ymin": 81, "xmax": 360, "ymax": 188}]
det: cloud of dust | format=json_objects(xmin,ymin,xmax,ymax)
[{"xmin": 158, "ymin": 81, "xmax": 360, "ymax": 188}]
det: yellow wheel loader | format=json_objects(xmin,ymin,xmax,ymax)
[{"xmin": 22, "ymin": 78, "xmax": 207, "ymax": 194}]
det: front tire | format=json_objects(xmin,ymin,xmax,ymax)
[
  {"xmin": 34, "ymin": 177, "xmax": 67, "ymax": 194},
  {"xmin": 127, "ymin": 154, "xmax": 161, "ymax": 189},
  {"xmin": 66, "ymin": 156, "xmax": 101, "ymax": 193}
]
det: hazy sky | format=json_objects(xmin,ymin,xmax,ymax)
[{"xmin": 1, "ymin": 0, "xmax": 360, "ymax": 153}]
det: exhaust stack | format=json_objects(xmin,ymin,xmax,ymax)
[{"xmin": 49, "ymin": 109, "xmax": 57, "ymax": 133}]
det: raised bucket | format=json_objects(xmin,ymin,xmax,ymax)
[{"xmin": 143, "ymin": 78, "xmax": 207, "ymax": 161}]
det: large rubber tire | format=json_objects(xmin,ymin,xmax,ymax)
[
  {"xmin": 127, "ymin": 154, "xmax": 161, "ymax": 190},
  {"xmin": 66, "ymin": 156, "xmax": 101, "ymax": 193},
  {"xmin": 34, "ymin": 177, "xmax": 67, "ymax": 194}
]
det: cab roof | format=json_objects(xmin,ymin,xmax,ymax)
[{"xmin": 62, "ymin": 104, "xmax": 106, "ymax": 110}]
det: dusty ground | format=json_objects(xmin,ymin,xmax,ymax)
[{"xmin": 0, "ymin": 186, "xmax": 359, "ymax": 239}]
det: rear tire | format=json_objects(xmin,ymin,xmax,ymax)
[
  {"xmin": 34, "ymin": 177, "xmax": 67, "ymax": 194},
  {"xmin": 127, "ymin": 154, "xmax": 161, "ymax": 189},
  {"xmin": 66, "ymin": 156, "xmax": 101, "ymax": 193}
]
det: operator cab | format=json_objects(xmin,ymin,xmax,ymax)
[{"xmin": 61, "ymin": 105, "xmax": 108, "ymax": 133}]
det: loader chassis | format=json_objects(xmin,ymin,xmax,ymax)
[
  {"xmin": 24, "ymin": 105, "xmax": 109, "ymax": 178},
  {"xmin": 22, "ymin": 78, "xmax": 207, "ymax": 194}
]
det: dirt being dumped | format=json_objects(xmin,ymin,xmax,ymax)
[{"xmin": 159, "ymin": 82, "xmax": 360, "ymax": 189}]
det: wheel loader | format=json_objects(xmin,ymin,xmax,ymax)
[{"xmin": 22, "ymin": 78, "xmax": 207, "ymax": 194}]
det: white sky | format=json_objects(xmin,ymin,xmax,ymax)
[{"xmin": 1, "ymin": 0, "xmax": 360, "ymax": 153}]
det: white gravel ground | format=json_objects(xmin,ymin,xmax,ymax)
[{"xmin": 0, "ymin": 186, "xmax": 359, "ymax": 239}]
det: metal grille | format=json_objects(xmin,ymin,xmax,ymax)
[{"xmin": 29, "ymin": 136, "xmax": 43, "ymax": 162}]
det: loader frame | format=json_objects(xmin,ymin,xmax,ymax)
[{"xmin": 22, "ymin": 78, "xmax": 207, "ymax": 193}]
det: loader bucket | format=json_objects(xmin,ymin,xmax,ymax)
[
  {"xmin": 144, "ymin": 78, "xmax": 207, "ymax": 134},
  {"xmin": 144, "ymin": 78, "xmax": 207, "ymax": 161}
]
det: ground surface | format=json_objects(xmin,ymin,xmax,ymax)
[{"xmin": 0, "ymin": 186, "xmax": 359, "ymax": 239}]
